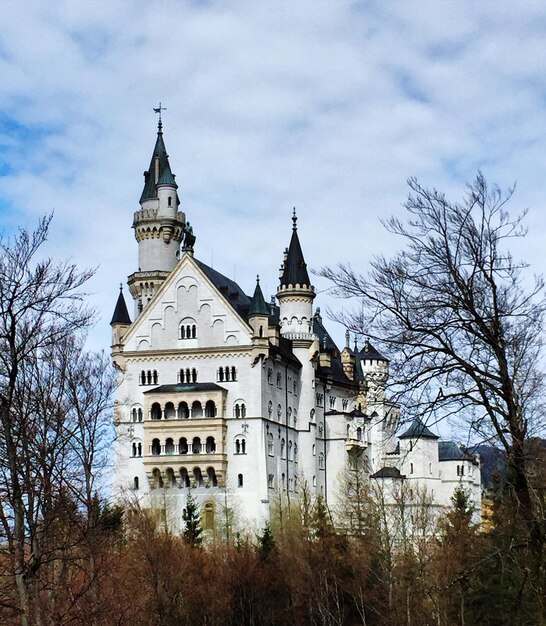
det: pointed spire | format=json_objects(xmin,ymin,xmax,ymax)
[
  {"xmin": 110, "ymin": 285, "xmax": 132, "ymax": 325},
  {"xmin": 140, "ymin": 117, "xmax": 178, "ymax": 203},
  {"xmin": 249, "ymin": 275, "xmax": 269, "ymax": 317},
  {"xmin": 280, "ymin": 209, "xmax": 311, "ymax": 287}
]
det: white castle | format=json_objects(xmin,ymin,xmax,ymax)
[{"xmin": 111, "ymin": 120, "xmax": 481, "ymax": 532}]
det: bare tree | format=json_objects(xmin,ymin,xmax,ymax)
[
  {"xmin": 320, "ymin": 173, "xmax": 545, "ymax": 578},
  {"xmin": 0, "ymin": 215, "xmax": 96, "ymax": 625}
]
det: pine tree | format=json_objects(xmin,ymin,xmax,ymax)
[
  {"xmin": 182, "ymin": 491, "xmax": 202, "ymax": 546},
  {"xmin": 257, "ymin": 523, "xmax": 276, "ymax": 560}
]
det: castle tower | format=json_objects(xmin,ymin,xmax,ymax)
[
  {"xmin": 276, "ymin": 210, "xmax": 315, "ymax": 337},
  {"xmin": 127, "ymin": 117, "xmax": 186, "ymax": 315},
  {"xmin": 110, "ymin": 285, "xmax": 132, "ymax": 369}
]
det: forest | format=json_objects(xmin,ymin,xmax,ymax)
[{"xmin": 0, "ymin": 174, "xmax": 544, "ymax": 625}]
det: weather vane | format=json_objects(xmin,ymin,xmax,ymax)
[{"xmin": 153, "ymin": 102, "xmax": 167, "ymax": 129}]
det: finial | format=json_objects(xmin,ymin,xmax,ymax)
[
  {"xmin": 345, "ymin": 329, "xmax": 350, "ymax": 348},
  {"xmin": 256, "ymin": 274, "xmax": 260, "ymax": 284},
  {"xmin": 153, "ymin": 102, "xmax": 167, "ymax": 132},
  {"xmin": 119, "ymin": 283, "xmax": 123, "ymax": 292},
  {"xmin": 354, "ymin": 337, "xmax": 358, "ymax": 352},
  {"xmin": 292, "ymin": 207, "xmax": 297, "ymax": 230}
]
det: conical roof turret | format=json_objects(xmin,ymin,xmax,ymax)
[
  {"xmin": 280, "ymin": 209, "xmax": 311, "ymax": 287},
  {"xmin": 110, "ymin": 286, "xmax": 132, "ymax": 325},
  {"xmin": 140, "ymin": 120, "xmax": 178, "ymax": 203},
  {"xmin": 249, "ymin": 276, "xmax": 269, "ymax": 317}
]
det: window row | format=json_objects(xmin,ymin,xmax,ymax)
[
  {"xmin": 131, "ymin": 442, "xmax": 142, "ymax": 457},
  {"xmin": 149, "ymin": 466, "xmax": 217, "ymax": 489},
  {"xmin": 151, "ymin": 436, "xmax": 217, "ymax": 456},
  {"xmin": 266, "ymin": 368, "xmax": 298, "ymax": 395},
  {"xmin": 140, "ymin": 370, "xmax": 158, "ymax": 386},
  {"xmin": 178, "ymin": 368, "xmax": 198, "ymax": 383},
  {"xmin": 150, "ymin": 400, "xmax": 217, "ymax": 420},
  {"xmin": 132, "ymin": 408, "xmax": 143, "ymax": 422},
  {"xmin": 179, "ymin": 324, "xmax": 197, "ymax": 339},
  {"xmin": 217, "ymin": 366, "xmax": 237, "ymax": 382},
  {"xmin": 266, "ymin": 401, "xmax": 297, "ymax": 425},
  {"xmin": 266, "ymin": 433, "xmax": 297, "ymax": 461}
]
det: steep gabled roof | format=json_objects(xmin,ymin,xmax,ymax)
[
  {"xmin": 280, "ymin": 213, "xmax": 310, "ymax": 287},
  {"xmin": 195, "ymin": 259, "xmax": 251, "ymax": 319},
  {"xmin": 371, "ymin": 466, "xmax": 405, "ymax": 479},
  {"xmin": 313, "ymin": 313, "xmax": 354, "ymax": 387},
  {"xmin": 110, "ymin": 287, "xmax": 131, "ymax": 325},
  {"xmin": 140, "ymin": 123, "xmax": 178, "ymax": 203},
  {"xmin": 399, "ymin": 418, "xmax": 439, "ymax": 440},
  {"xmin": 249, "ymin": 276, "xmax": 269, "ymax": 317},
  {"xmin": 359, "ymin": 339, "xmax": 388, "ymax": 362}
]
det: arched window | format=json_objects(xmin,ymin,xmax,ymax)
[
  {"xmin": 132, "ymin": 443, "xmax": 137, "ymax": 457},
  {"xmin": 152, "ymin": 370, "xmax": 158, "ymax": 385},
  {"xmin": 281, "ymin": 438, "xmax": 285, "ymax": 459},
  {"xmin": 206, "ymin": 436, "xmax": 216, "ymax": 453},
  {"xmin": 151, "ymin": 438, "xmax": 161, "ymax": 456},
  {"xmin": 165, "ymin": 402, "xmax": 175, "ymax": 420},
  {"xmin": 205, "ymin": 400, "xmax": 216, "ymax": 417},
  {"xmin": 267, "ymin": 368, "xmax": 273, "ymax": 384},
  {"xmin": 185, "ymin": 368, "xmax": 191, "ymax": 384},
  {"xmin": 268, "ymin": 401, "xmax": 272, "ymax": 418},
  {"xmin": 203, "ymin": 502, "xmax": 214, "ymax": 529},
  {"xmin": 137, "ymin": 442, "xmax": 142, "ymax": 456},
  {"xmin": 235, "ymin": 404, "xmax": 240, "ymax": 418},
  {"xmin": 281, "ymin": 472, "xmax": 286, "ymax": 490},
  {"xmin": 192, "ymin": 401, "xmax": 203, "ymax": 418},
  {"xmin": 410, "ymin": 463, "xmax": 414, "ymax": 474},
  {"xmin": 277, "ymin": 372, "xmax": 282, "ymax": 388},
  {"xmin": 178, "ymin": 401, "xmax": 189, "ymax": 419},
  {"xmin": 152, "ymin": 468, "xmax": 163, "ymax": 489},
  {"xmin": 179, "ymin": 369, "xmax": 185, "ymax": 383},
  {"xmin": 192, "ymin": 368, "xmax": 197, "ymax": 382},
  {"xmin": 231, "ymin": 366, "xmax": 237, "ymax": 381},
  {"xmin": 310, "ymin": 409, "xmax": 315, "ymax": 421},
  {"xmin": 166, "ymin": 468, "xmax": 176, "ymax": 487},
  {"xmin": 277, "ymin": 404, "xmax": 282, "ymax": 421},
  {"xmin": 312, "ymin": 475, "xmax": 316, "ymax": 487},
  {"xmin": 191, "ymin": 325, "xmax": 196, "ymax": 338},
  {"xmin": 192, "ymin": 437, "xmax": 201, "ymax": 454},
  {"xmin": 294, "ymin": 444, "xmax": 298, "ymax": 463},
  {"xmin": 180, "ymin": 325, "xmax": 186, "ymax": 339},
  {"xmin": 293, "ymin": 409, "xmax": 297, "ymax": 425},
  {"xmin": 165, "ymin": 438, "xmax": 174, "ymax": 455},
  {"xmin": 268, "ymin": 474, "xmax": 274, "ymax": 488},
  {"xmin": 132, "ymin": 408, "xmax": 137, "ymax": 422},
  {"xmin": 357, "ymin": 427, "xmax": 362, "ymax": 441},
  {"xmin": 318, "ymin": 453, "xmax": 325, "ymax": 469},
  {"xmin": 267, "ymin": 433, "xmax": 274, "ymax": 455},
  {"xmin": 288, "ymin": 407, "xmax": 292, "ymax": 425},
  {"xmin": 180, "ymin": 467, "xmax": 190, "ymax": 488},
  {"xmin": 133, "ymin": 476, "xmax": 139, "ymax": 490},
  {"xmin": 207, "ymin": 467, "xmax": 217, "ymax": 487},
  {"xmin": 235, "ymin": 438, "xmax": 241, "ymax": 454},
  {"xmin": 218, "ymin": 367, "xmax": 224, "ymax": 382},
  {"xmin": 151, "ymin": 403, "xmax": 161, "ymax": 420},
  {"xmin": 288, "ymin": 440, "xmax": 293, "ymax": 460},
  {"xmin": 140, "ymin": 371, "xmax": 146, "ymax": 385},
  {"xmin": 312, "ymin": 444, "xmax": 316, "ymax": 456},
  {"xmin": 238, "ymin": 473, "xmax": 243, "ymax": 488},
  {"xmin": 168, "ymin": 196, "xmax": 172, "ymax": 207},
  {"xmin": 241, "ymin": 438, "xmax": 246, "ymax": 454},
  {"xmin": 179, "ymin": 437, "xmax": 188, "ymax": 454},
  {"xmin": 138, "ymin": 408, "xmax": 143, "ymax": 422},
  {"xmin": 146, "ymin": 371, "xmax": 152, "ymax": 385},
  {"xmin": 193, "ymin": 467, "xmax": 204, "ymax": 487}
]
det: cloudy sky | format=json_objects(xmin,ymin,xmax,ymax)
[{"xmin": 1, "ymin": 0, "xmax": 545, "ymax": 358}]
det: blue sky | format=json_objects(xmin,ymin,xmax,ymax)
[{"xmin": 1, "ymin": 1, "xmax": 546, "ymax": 420}]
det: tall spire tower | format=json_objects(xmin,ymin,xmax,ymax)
[
  {"xmin": 276, "ymin": 209, "xmax": 316, "ymax": 337},
  {"xmin": 128, "ymin": 110, "xmax": 185, "ymax": 314}
]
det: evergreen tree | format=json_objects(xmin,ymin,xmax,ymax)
[
  {"xmin": 182, "ymin": 491, "xmax": 202, "ymax": 546},
  {"xmin": 257, "ymin": 523, "xmax": 276, "ymax": 560}
]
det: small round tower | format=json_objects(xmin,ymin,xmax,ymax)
[{"xmin": 276, "ymin": 210, "xmax": 315, "ymax": 338}]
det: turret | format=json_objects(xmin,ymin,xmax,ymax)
[
  {"xmin": 276, "ymin": 209, "xmax": 315, "ymax": 339},
  {"xmin": 110, "ymin": 285, "xmax": 132, "ymax": 368},
  {"xmin": 128, "ymin": 115, "xmax": 186, "ymax": 315},
  {"xmin": 341, "ymin": 330, "xmax": 356, "ymax": 380},
  {"xmin": 248, "ymin": 275, "xmax": 269, "ymax": 338}
]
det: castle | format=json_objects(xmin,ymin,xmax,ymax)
[{"xmin": 110, "ymin": 119, "xmax": 482, "ymax": 532}]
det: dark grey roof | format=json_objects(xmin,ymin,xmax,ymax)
[
  {"xmin": 439, "ymin": 441, "xmax": 477, "ymax": 463},
  {"xmin": 195, "ymin": 259, "xmax": 251, "ymax": 319},
  {"xmin": 399, "ymin": 418, "xmax": 439, "ymax": 440},
  {"xmin": 110, "ymin": 288, "xmax": 131, "ymax": 325},
  {"xmin": 144, "ymin": 383, "xmax": 227, "ymax": 394},
  {"xmin": 313, "ymin": 315, "xmax": 354, "ymax": 387},
  {"xmin": 359, "ymin": 340, "xmax": 388, "ymax": 362},
  {"xmin": 140, "ymin": 125, "xmax": 178, "ymax": 203},
  {"xmin": 280, "ymin": 218, "xmax": 310, "ymax": 287},
  {"xmin": 371, "ymin": 466, "xmax": 405, "ymax": 479},
  {"xmin": 270, "ymin": 337, "xmax": 302, "ymax": 369},
  {"xmin": 249, "ymin": 278, "xmax": 269, "ymax": 317}
]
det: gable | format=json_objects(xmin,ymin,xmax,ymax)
[{"xmin": 123, "ymin": 255, "xmax": 253, "ymax": 352}]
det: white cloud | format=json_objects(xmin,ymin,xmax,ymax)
[{"xmin": 0, "ymin": 0, "xmax": 545, "ymax": 353}]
